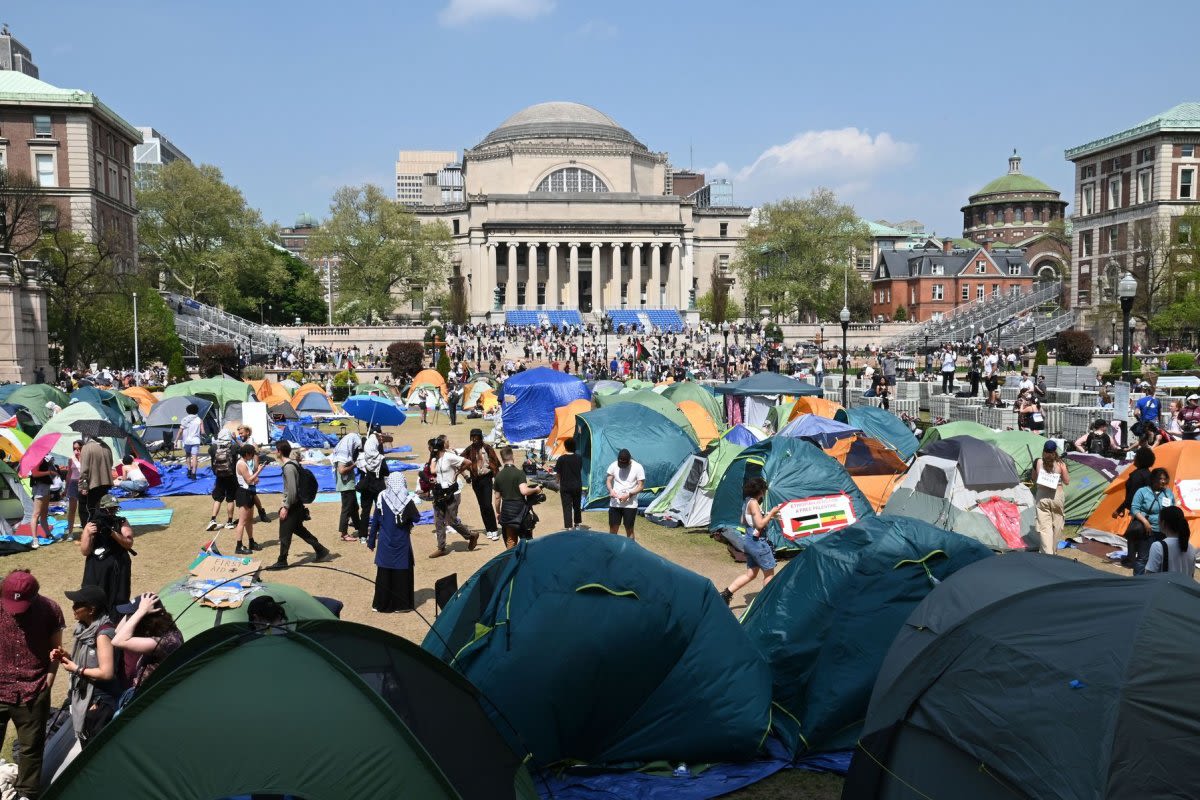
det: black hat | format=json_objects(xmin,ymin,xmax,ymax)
[
  {"xmin": 247, "ymin": 595, "xmax": 287, "ymax": 623},
  {"xmin": 469, "ymin": 428, "xmax": 483, "ymax": 439},
  {"xmin": 65, "ymin": 585, "xmax": 108, "ymax": 610}
]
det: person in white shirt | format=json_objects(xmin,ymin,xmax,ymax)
[
  {"xmin": 605, "ymin": 449, "xmax": 645, "ymax": 539},
  {"xmin": 427, "ymin": 435, "xmax": 478, "ymax": 558},
  {"xmin": 940, "ymin": 347, "xmax": 957, "ymax": 395},
  {"xmin": 1018, "ymin": 371, "xmax": 1035, "ymax": 394},
  {"xmin": 179, "ymin": 404, "xmax": 204, "ymax": 480}
]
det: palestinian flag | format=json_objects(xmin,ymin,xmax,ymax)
[
  {"xmin": 787, "ymin": 507, "xmax": 850, "ymax": 537},
  {"xmin": 635, "ymin": 339, "xmax": 654, "ymax": 362}
]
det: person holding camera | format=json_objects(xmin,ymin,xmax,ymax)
[
  {"xmin": 268, "ymin": 440, "xmax": 332, "ymax": 571},
  {"xmin": 428, "ymin": 435, "xmax": 478, "ymax": 558},
  {"xmin": 493, "ymin": 447, "xmax": 542, "ymax": 549},
  {"xmin": 79, "ymin": 494, "xmax": 134, "ymax": 617}
]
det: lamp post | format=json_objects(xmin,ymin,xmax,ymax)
[
  {"xmin": 300, "ymin": 335, "xmax": 305, "ymax": 370},
  {"xmin": 602, "ymin": 316, "xmax": 612, "ymax": 377},
  {"xmin": 476, "ymin": 334, "xmax": 482, "ymax": 371},
  {"xmin": 839, "ymin": 305, "xmax": 850, "ymax": 408},
  {"xmin": 721, "ymin": 321, "xmax": 731, "ymax": 382},
  {"xmin": 1119, "ymin": 272, "xmax": 1137, "ymax": 386},
  {"xmin": 132, "ymin": 292, "xmax": 140, "ymax": 385},
  {"xmin": 1110, "ymin": 316, "xmax": 1117, "ymax": 352}
]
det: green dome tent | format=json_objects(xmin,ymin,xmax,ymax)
[
  {"xmin": 162, "ymin": 377, "xmax": 255, "ymax": 421},
  {"xmin": 0, "ymin": 383, "xmax": 70, "ymax": 426},
  {"xmin": 740, "ymin": 515, "xmax": 992, "ymax": 757},
  {"xmin": 710, "ymin": 437, "xmax": 874, "ymax": 552},
  {"xmin": 644, "ymin": 438, "xmax": 746, "ymax": 528},
  {"xmin": 32, "ymin": 401, "xmax": 150, "ymax": 461},
  {"xmin": 1063, "ymin": 452, "xmax": 1122, "ymax": 524},
  {"xmin": 157, "ymin": 577, "xmax": 338, "ymax": 640},
  {"xmin": 591, "ymin": 388, "xmax": 699, "ymax": 445},
  {"xmin": 574, "ymin": 403, "xmax": 699, "ymax": 509},
  {"xmin": 661, "ymin": 380, "xmax": 724, "ymax": 426},
  {"xmin": 47, "ymin": 620, "xmax": 538, "ymax": 800},
  {"xmin": 423, "ymin": 532, "xmax": 773, "ymax": 768}
]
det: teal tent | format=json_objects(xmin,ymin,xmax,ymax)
[
  {"xmin": 69, "ymin": 386, "xmax": 137, "ymax": 427},
  {"xmin": 710, "ymin": 437, "xmax": 874, "ymax": 552},
  {"xmin": 845, "ymin": 406, "xmax": 919, "ymax": 461},
  {"xmin": 423, "ymin": 532, "xmax": 773, "ymax": 768},
  {"xmin": 661, "ymin": 380, "xmax": 724, "ymax": 425},
  {"xmin": 574, "ymin": 403, "xmax": 699, "ymax": 509},
  {"xmin": 740, "ymin": 514, "xmax": 992, "ymax": 756},
  {"xmin": 591, "ymin": 389, "xmax": 699, "ymax": 444},
  {"xmin": 0, "ymin": 383, "xmax": 70, "ymax": 426},
  {"xmin": 48, "ymin": 620, "xmax": 537, "ymax": 800}
]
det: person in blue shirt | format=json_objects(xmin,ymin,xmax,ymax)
[
  {"xmin": 1134, "ymin": 384, "xmax": 1160, "ymax": 433},
  {"xmin": 1130, "ymin": 467, "xmax": 1176, "ymax": 575},
  {"xmin": 367, "ymin": 473, "xmax": 420, "ymax": 613}
]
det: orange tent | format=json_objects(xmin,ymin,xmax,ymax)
[
  {"xmin": 479, "ymin": 389, "xmax": 499, "ymax": 414},
  {"xmin": 1081, "ymin": 441, "xmax": 1200, "ymax": 545},
  {"xmin": 824, "ymin": 434, "xmax": 909, "ymax": 511},
  {"xmin": 547, "ymin": 398, "xmax": 593, "ymax": 457},
  {"xmin": 787, "ymin": 396, "xmax": 845, "ymax": 423},
  {"xmin": 246, "ymin": 379, "xmax": 292, "ymax": 406},
  {"xmin": 405, "ymin": 369, "xmax": 449, "ymax": 403},
  {"xmin": 121, "ymin": 386, "xmax": 158, "ymax": 416},
  {"xmin": 677, "ymin": 400, "xmax": 719, "ymax": 449},
  {"xmin": 290, "ymin": 382, "xmax": 333, "ymax": 409}
]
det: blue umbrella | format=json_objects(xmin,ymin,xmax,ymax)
[{"xmin": 341, "ymin": 395, "xmax": 407, "ymax": 427}]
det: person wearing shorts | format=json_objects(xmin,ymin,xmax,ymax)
[
  {"xmin": 605, "ymin": 449, "xmax": 644, "ymax": 538},
  {"xmin": 233, "ymin": 443, "xmax": 264, "ymax": 555},
  {"xmin": 179, "ymin": 404, "xmax": 203, "ymax": 480},
  {"xmin": 720, "ymin": 477, "xmax": 782, "ymax": 606}
]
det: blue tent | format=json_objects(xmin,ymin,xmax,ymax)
[
  {"xmin": 715, "ymin": 372, "xmax": 822, "ymax": 397},
  {"xmin": 293, "ymin": 392, "xmax": 336, "ymax": 415},
  {"xmin": 424, "ymin": 532, "xmax": 773, "ymax": 768},
  {"xmin": 845, "ymin": 406, "xmax": 919, "ymax": 461},
  {"xmin": 500, "ymin": 367, "xmax": 590, "ymax": 442},
  {"xmin": 574, "ymin": 403, "xmax": 698, "ymax": 509},
  {"xmin": 722, "ymin": 423, "xmax": 767, "ymax": 447},
  {"xmin": 778, "ymin": 415, "xmax": 862, "ymax": 448},
  {"xmin": 740, "ymin": 514, "xmax": 992, "ymax": 757},
  {"xmin": 710, "ymin": 437, "xmax": 874, "ymax": 552}
]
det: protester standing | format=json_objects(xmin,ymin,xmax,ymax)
[
  {"xmin": 720, "ymin": 478, "xmax": 782, "ymax": 605},
  {"xmin": 206, "ymin": 429, "xmax": 238, "ymax": 532},
  {"xmin": 556, "ymin": 437, "xmax": 584, "ymax": 530},
  {"xmin": 605, "ymin": 448, "xmax": 645, "ymax": 538},
  {"xmin": 111, "ymin": 592, "xmax": 182, "ymax": 698},
  {"xmin": 27, "ymin": 452, "xmax": 57, "ymax": 547},
  {"xmin": 332, "ymin": 430, "xmax": 362, "ymax": 543},
  {"xmin": 1032, "ymin": 441, "xmax": 1069, "ymax": 555},
  {"xmin": 233, "ymin": 443, "xmax": 265, "ymax": 555},
  {"xmin": 1115, "ymin": 447, "xmax": 1157, "ymax": 570},
  {"xmin": 80, "ymin": 494, "xmax": 135, "ymax": 617},
  {"xmin": 461, "ymin": 428, "xmax": 500, "ymax": 541},
  {"xmin": 428, "ymin": 436, "xmax": 477, "ymax": 558},
  {"xmin": 446, "ymin": 383, "xmax": 460, "ymax": 426},
  {"xmin": 51, "ymin": 585, "xmax": 118, "ymax": 746},
  {"xmin": 65, "ymin": 440, "xmax": 82, "ymax": 540},
  {"xmin": 268, "ymin": 440, "xmax": 331, "ymax": 570},
  {"xmin": 1144, "ymin": 506, "xmax": 1196, "ymax": 577},
  {"xmin": 356, "ymin": 426, "xmax": 389, "ymax": 543},
  {"xmin": 78, "ymin": 434, "xmax": 114, "ymax": 528},
  {"xmin": 179, "ymin": 404, "xmax": 204, "ymax": 480},
  {"xmin": 368, "ymin": 474, "xmax": 420, "ymax": 612},
  {"xmin": 494, "ymin": 447, "xmax": 540, "ymax": 549},
  {"xmin": 0, "ymin": 570, "xmax": 64, "ymax": 800},
  {"xmin": 940, "ymin": 346, "xmax": 957, "ymax": 395}
]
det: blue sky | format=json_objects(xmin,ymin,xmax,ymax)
[{"xmin": 9, "ymin": 0, "xmax": 1197, "ymax": 236}]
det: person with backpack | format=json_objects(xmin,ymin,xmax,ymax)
[
  {"xmin": 206, "ymin": 430, "xmax": 238, "ymax": 532},
  {"xmin": 1074, "ymin": 419, "xmax": 1120, "ymax": 457},
  {"xmin": 267, "ymin": 440, "xmax": 331, "ymax": 571},
  {"xmin": 1131, "ymin": 467, "xmax": 1176, "ymax": 575},
  {"xmin": 1144, "ymin": 506, "xmax": 1196, "ymax": 577},
  {"xmin": 355, "ymin": 425, "xmax": 390, "ymax": 543},
  {"xmin": 428, "ymin": 435, "xmax": 478, "ymax": 558}
]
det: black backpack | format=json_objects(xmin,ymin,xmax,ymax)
[{"xmin": 287, "ymin": 460, "xmax": 320, "ymax": 504}]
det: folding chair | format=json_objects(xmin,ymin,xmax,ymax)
[{"xmin": 434, "ymin": 573, "xmax": 458, "ymax": 618}]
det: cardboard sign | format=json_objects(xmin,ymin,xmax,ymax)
[
  {"xmin": 1036, "ymin": 469, "xmax": 1061, "ymax": 491},
  {"xmin": 778, "ymin": 493, "xmax": 857, "ymax": 541},
  {"xmin": 188, "ymin": 553, "xmax": 260, "ymax": 586},
  {"xmin": 1177, "ymin": 480, "xmax": 1200, "ymax": 512}
]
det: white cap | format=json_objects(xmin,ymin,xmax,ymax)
[{"xmin": 1188, "ymin": 394, "xmax": 1200, "ymax": 401}]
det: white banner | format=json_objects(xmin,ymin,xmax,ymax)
[{"xmin": 778, "ymin": 493, "xmax": 857, "ymax": 541}]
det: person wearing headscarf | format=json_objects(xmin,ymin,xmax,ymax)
[{"xmin": 367, "ymin": 473, "xmax": 420, "ymax": 613}]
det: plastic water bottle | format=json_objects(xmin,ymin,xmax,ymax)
[{"xmin": 673, "ymin": 763, "xmax": 689, "ymax": 778}]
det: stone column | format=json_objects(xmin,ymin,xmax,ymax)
[
  {"xmin": 610, "ymin": 242, "xmax": 624, "ymax": 308},
  {"xmin": 527, "ymin": 242, "xmax": 539, "ymax": 308},
  {"xmin": 630, "ymin": 243, "xmax": 643, "ymax": 309},
  {"xmin": 547, "ymin": 244, "xmax": 559, "ymax": 309},
  {"xmin": 590, "ymin": 243, "xmax": 602, "ymax": 313},
  {"xmin": 569, "ymin": 243, "xmax": 580, "ymax": 310},
  {"xmin": 667, "ymin": 244, "xmax": 681, "ymax": 310},
  {"xmin": 681, "ymin": 236, "xmax": 695, "ymax": 310},
  {"xmin": 505, "ymin": 242, "xmax": 518, "ymax": 310},
  {"xmin": 487, "ymin": 244, "xmax": 499, "ymax": 313},
  {"xmin": 649, "ymin": 244, "xmax": 662, "ymax": 309}
]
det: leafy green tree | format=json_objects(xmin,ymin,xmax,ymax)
[
  {"xmin": 307, "ymin": 184, "xmax": 451, "ymax": 323},
  {"xmin": 137, "ymin": 161, "xmax": 272, "ymax": 303},
  {"xmin": 1150, "ymin": 209, "xmax": 1200, "ymax": 341},
  {"xmin": 734, "ymin": 188, "xmax": 871, "ymax": 322},
  {"xmin": 38, "ymin": 225, "xmax": 128, "ymax": 366},
  {"xmin": 224, "ymin": 245, "xmax": 326, "ymax": 325},
  {"xmin": 893, "ymin": 305, "xmax": 908, "ymax": 322},
  {"xmin": 73, "ymin": 285, "xmax": 183, "ymax": 368},
  {"xmin": 436, "ymin": 350, "xmax": 452, "ymax": 381}
]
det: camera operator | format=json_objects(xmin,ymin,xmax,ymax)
[
  {"xmin": 493, "ymin": 446, "xmax": 544, "ymax": 549},
  {"xmin": 79, "ymin": 495, "xmax": 135, "ymax": 617},
  {"xmin": 1179, "ymin": 394, "xmax": 1200, "ymax": 440}
]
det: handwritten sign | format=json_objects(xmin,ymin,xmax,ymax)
[
  {"xmin": 189, "ymin": 554, "xmax": 260, "ymax": 586},
  {"xmin": 1177, "ymin": 480, "xmax": 1200, "ymax": 512},
  {"xmin": 778, "ymin": 493, "xmax": 857, "ymax": 541}
]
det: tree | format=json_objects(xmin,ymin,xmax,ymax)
[
  {"xmin": 199, "ymin": 343, "xmax": 240, "ymax": 378},
  {"xmin": 224, "ymin": 245, "xmax": 326, "ymax": 325},
  {"xmin": 436, "ymin": 350, "xmax": 452, "ymax": 381},
  {"xmin": 1057, "ymin": 330, "xmax": 1095, "ymax": 366},
  {"xmin": 734, "ymin": 188, "xmax": 871, "ymax": 322},
  {"xmin": 0, "ymin": 166, "xmax": 46, "ymax": 256},
  {"xmin": 74, "ymin": 284, "xmax": 183, "ymax": 368},
  {"xmin": 1034, "ymin": 342, "xmax": 1048, "ymax": 371},
  {"xmin": 137, "ymin": 161, "xmax": 272, "ymax": 303},
  {"xmin": 38, "ymin": 225, "xmax": 127, "ymax": 366},
  {"xmin": 387, "ymin": 341, "xmax": 424, "ymax": 380},
  {"xmin": 708, "ymin": 264, "xmax": 731, "ymax": 324},
  {"xmin": 893, "ymin": 305, "xmax": 908, "ymax": 322},
  {"xmin": 307, "ymin": 184, "xmax": 451, "ymax": 323},
  {"xmin": 1149, "ymin": 209, "xmax": 1200, "ymax": 342}
]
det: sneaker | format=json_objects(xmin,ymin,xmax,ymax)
[
  {"xmin": 358, "ymin": 536, "xmax": 368, "ymax": 544},
  {"xmin": 235, "ymin": 544, "xmax": 251, "ymax": 555},
  {"xmin": 248, "ymin": 540, "xmax": 263, "ymax": 552},
  {"xmin": 340, "ymin": 534, "xmax": 358, "ymax": 542},
  {"xmin": 720, "ymin": 588, "xmax": 734, "ymax": 606},
  {"xmin": 205, "ymin": 519, "xmax": 219, "ymax": 532},
  {"xmin": 224, "ymin": 520, "xmax": 236, "ymax": 529},
  {"xmin": 265, "ymin": 560, "xmax": 288, "ymax": 571},
  {"xmin": 485, "ymin": 530, "xmax": 500, "ymax": 541},
  {"xmin": 467, "ymin": 533, "xmax": 480, "ymax": 551},
  {"xmin": 258, "ymin": 511, "xmax": 269, "ymax": 524},
  {"xmin": 429, "ymin": 548, "xmax": 449, "ymax": 559},
  {"xmin": 31, "ymin": 537, "xmax": 39, "ymax": 550},
  {"xmin": 313, "ymin": 549, "xmax": 333, "ymax": 563}
]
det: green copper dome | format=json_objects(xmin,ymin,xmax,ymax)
[{"xmin": 975, "ymin": 173, "xmax": 1055, "ymax": 195}]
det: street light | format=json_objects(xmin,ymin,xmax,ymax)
[
  {"xmin": 1110, "ymin": 315, "xmax": 1117, "ymax": 352},
  {"xmin": 602, "ymin": 316, "xmax": 612, "ymax": 377},
  {"xmin": 300, "ymin": 335, "xmax": 305, "ymax": 370},
  {"xmin": 132, "ymin": 292, "xmax": 140, "ymax": 385},
  {"xmin": 721, "ymin": 321, "xmax": 731, "ymax": 382},
  {"xmin": 839, "ymin": 305, "xmax": 850, "ymax": 408},
  {"xmin": 1119, "ymin": 271, "xmax": 1137, "ymax": 386}
]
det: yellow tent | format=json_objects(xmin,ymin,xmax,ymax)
[
  {"xmin": 120, "ymin": 386, "xmax": 158, "ymax": 416},
  {"xmin": 786, "ymin": 396, "xmax": 845, "ymax": 422},
  {"xmin": 546, "ymin": 398, "xmax": 593, "ymax": 457},
  {"xmin": 677, "ymin": 400, "xmax": 719, "ymax": 449},
  {"xmin": 479, "ymin": 389, "xmax": 499, "ymax": 414},
  {"xmin": 822, "ymin": 434, "xmax": 908, "ymax": 512}
]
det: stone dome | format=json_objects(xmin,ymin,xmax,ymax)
[{"xmin": 477, "ymin": 101, "xmax": 644, "ymax": 148}]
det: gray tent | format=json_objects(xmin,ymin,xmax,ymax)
[
  {"xmin": 845, "ymin": 554, "xmax": 1200, "ymax": 800},
  {"xmin": 919, "ymin": 435, "xmax": 1020, "ymax": 490}
]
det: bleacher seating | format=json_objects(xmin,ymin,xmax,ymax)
[
  {"xmin": 603, "ymin": 309, "xmax": 685, "ymax": 333},
  {"xmin": 646, "ymin": 309, "xmax": 684, "ymax": 332},
  {"xmin": 605, "ymin": 310, "xmax": 643, "ymax": 331},
  {"xmin": 504, "ymin": 311, "xmax": 541, "ymax": 326},
  {"xmin": 505, "ymin": 310, "xmax": 584, "ymax": 328},
  {"xmin": 547, "ymin": 310, "xmax": 583, "ymax": 328}
]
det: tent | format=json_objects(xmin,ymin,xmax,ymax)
[
  {"xmin": 785, "ymin": 395, "xmax": 846, "ymax": 423},
  {"xmin": 589, "ymin": 379, "xmax": 623, "ymax": 397},
  {"xmin": 280, "ymin": 378, "xmax": 301, "ymax": 393},
  {"xmin": 404, "ymin": 369, "xmax": 449, "ymax": 404},
  {"xmin": 423, "ymin": 532, "xmax": 773, "ymax": 769},
  {"xmin": 546, "ymin": 398, "xmax": 592, "ymax": 457},
  {"xmin": 354, "ymin": 382, "xmax": 395, "ymax": 397},
  {"xmin": 722, "ymin": 423, "xmax": 768, "ymax": 447},
  {"xmin": 765, "ymin": 399, "xmax": 796, "ymax": 433},
  {"xmin": 142, "ymin": 396, "xmax": 218, "ymax": 446},
  {"xmin": 1079, "ymin": 440, "xmax": 1200, "ymax": 545},
  {"xmin": 268, "ymin": 400, "xmax": 300, "ymax": 421},
  {"xmin": 919, "ymin": 435, "xmax": 1022, "ymax": 489},
  {"xmin": 592, "ymin": 389, "xmax": 699, "ymax": 444},
  {"xmin": 846, "ymin": 556, "xmax": 1200, "ymax": 800},
  {"xmin": 49, "ymin": 619, "xmax": 537, "ymax": 800},
  {"xmin": 778, "ymin": 414, "xmax": 862, "ymax": 448},
  {"xmin": 1062, "ymin": 452, "xmax": 1122, "ymax": 524},
  {"xmin": 500, "ymin": 367, "xmax": 590, "ymax": 443},
  {"xmin": 711, "ymin": 437, "xmax": 875, "ymax": 552},
  {"xmin": 461, "ymin": 375, "xmax": 498, "ymax": 410},
  {"xmin": 0, "ymin": 460, "xmax": 31, "ymax": 524},
  {"xmin": 645, "ymin": 438, "xmax": 746, "ymax": 528},
  {"xmin": 32, "ymin": 401, "xmax": 151, "ymax": 461},
  {"xmin": 883, "ymin": 452, "xmax": 1036, "ymax": 551},
  {"xmin": 0, "ymin": 426, "xmax": 32, "ymax": 463},
  {"xmin": 919, "ymin": 420, "xmax": 1045, "ymax": 474},
  {"xmin": 741, "ymin": 514, "xmax": 992, "ymax": 757},
  {"xmin": 120, "ymin": 386, "xmax": 158, "ymax": 416},
  {"xmin": 715, "ymin": 372, "xmax": 822, "ymax": 397},
  {"xmin": 575, "ymin": 403, "xmax": 699, "ymax": 509},
  {"xmin": 822, "ymin": 434, "xmax": 910, "ymax": 512},
  {"xmin": 290, "ymin": 383, "xmax": 338, "ymax": 415},
  {"xmin": 157, "ymin": 577, "xmax": 337, "ymax": 640},
  {"xmin": 246, "ymin": 378, "xmax": 292, "ymax": 407},
  {"xmin": 162, "ymin": 377, "xmax": 254, "ymax": 421},
  {"xmin": 844, "ymin": 406, "xmax": 919, "ymax": 461},
  {"xmin": 0, "ymin": 384, "xmax": 70, "ymax": 425},
  {"xmin": 677, "ymin": 400, "xmax": 719, "ymax": 448},
  {"xmin": 661, "ymin": 380, "xmax": 723, "ymax": 425},
  {"xmin": 70, "ymin": 386, "xmax": 136, "ymax": 426}
]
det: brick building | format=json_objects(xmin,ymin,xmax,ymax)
[
  {"xmin": 0, "ymin": 70, "xmax": 140, "ymax": 270},
  {"xmin": 871, "ymin": 240, "xmax": 1034, "ymax": 322}
]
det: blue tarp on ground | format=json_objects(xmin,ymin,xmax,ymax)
[
  {"xmin": 275, "ymin": 422, "xmax": 339, "ymax": 448},
  {"xmin": 501, "ymin": 367, "xmax": 591, "ymax": 442}
]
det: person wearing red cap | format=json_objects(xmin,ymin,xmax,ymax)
[{"xmin": 0, "ymin": 569, "xmax": 65, "ymax": 800}]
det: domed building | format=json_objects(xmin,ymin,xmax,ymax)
[
  {"xmin": 411, "ymin": 101, "xmax": 750, "ymax": 322},
  {"xmin": 961, "ymin": 151, "xmax": 1070, "ymax": 283}
]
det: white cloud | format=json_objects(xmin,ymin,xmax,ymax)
[
  {"xmin": 712, "ymin": 128, "xmax": 916, "ymax": 204},
  {"xmin": 578, "ymin": 19, "xmax": 618, "ymax": 38},
  {"xmin": 439, "ymin": 0, "xmax": 555, "ymax": 26}
]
